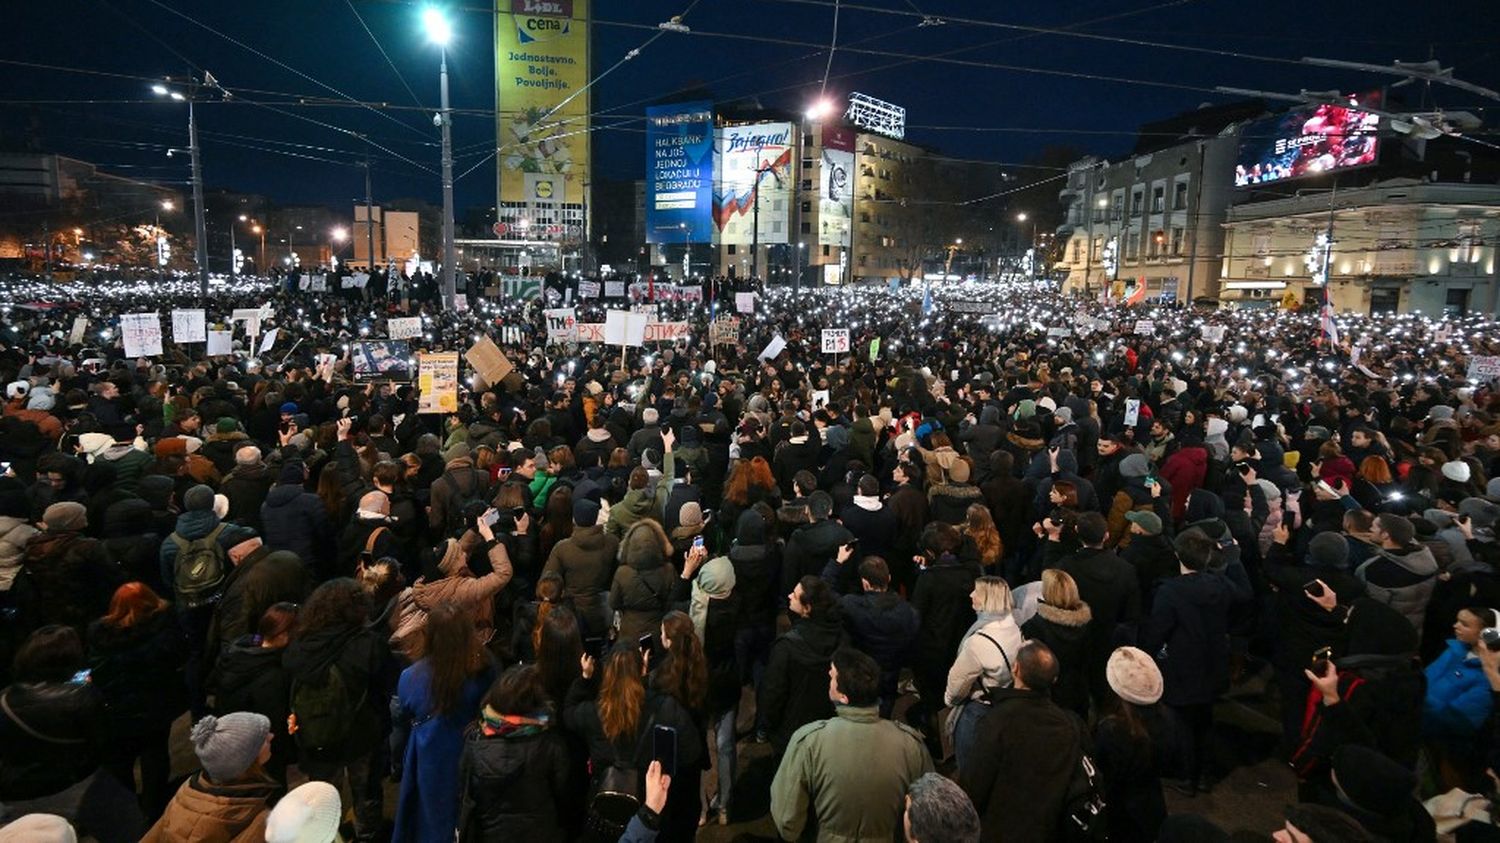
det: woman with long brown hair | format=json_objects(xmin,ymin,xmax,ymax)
[
  {"xmin": 720, "ymin": 456, "xmax": 779, "ymax": 529},
  {"xmin": 961, "ymin": 503, "xmax": 1003, "ymax": 573},
  {"xmin": 392, "ymin": 601, "xmax": 497, "ymax": 843},
  {"xmin": 566, "ymin": 648, "xmax": 648, "ymax": 800},
  {"xmin": 87, "ymin": 582, "xmax": 187, "ymax": 817},
  {"xmin": 1094, "ymin": 647, "xmax": 1173, "ymax": 841},
  {"xmin": 653, "ymin": 611, "xmax": 711, "ymax": 833}
]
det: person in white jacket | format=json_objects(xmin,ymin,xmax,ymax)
[{"xmin": 945, "ymin": 576, "xmax": 1025, "ymax": 772}]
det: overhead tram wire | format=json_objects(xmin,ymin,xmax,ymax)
[{"xmin": 345, "ymin": 0, "xmax": 430, "ymax": 114}]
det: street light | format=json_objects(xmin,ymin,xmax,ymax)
[
  {"xmin": 331, "ymin": 226, "xmax": 349, "ymax": 269},
  {"xmin": 423, "ymin": 5, "xmax": 458, "ymax": 310},
  {"xmin": 152, "ymin": 75, "xmax": 219, "ymax": 295}
]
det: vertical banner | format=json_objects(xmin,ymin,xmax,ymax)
[
  {"xmin": 646, "ymin": 101, "xmax": 715, "ymax": 245},
  {"xmin": 495, "ymin": 0, "xmax": 589, "ymax": 216},
  {"xmin": 418, "ymin": 352, "xmax": 461, "ymax": 414},
  {"xmin": 120, "ymin": 313, "xmax": 164, "ymax": 358},
  {"xmin": 819, "ymin": 126, "xmax": 854, "ymax": 247},
  {"xmin": 713, "ymin": 122, "xmax": 793, "ymax": 245}
]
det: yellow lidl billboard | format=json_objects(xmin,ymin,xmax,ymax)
[{"xmin": 495, "ymin": 0, "xmax": 589, "ymax": 213}]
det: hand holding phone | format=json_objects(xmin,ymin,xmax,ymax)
[{"xmin": 652, "ymin": 725, "xmax": 678, "ymax": 779}]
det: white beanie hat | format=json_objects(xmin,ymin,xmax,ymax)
[
  {"xmin": 1442, "ymin": 460, "xmax": 1472, "ymax": 483},
  {"xmin": 4, "ymin": 381, "xmax": 28, "ymax": 400},
  {"xmin": 77, "ymin": 432, "xmax": 114, "ymax": 461},
  {"xmin": 265, "ymin": 781, "xmax": 342, "ymax": 843},
  {"xmin": 1106, "ymin": 646, "xmax": 1163, "ymax": 706},
  {"xmin": 0, "ymin": 814, "xmax": 77, "ymax": 843}
]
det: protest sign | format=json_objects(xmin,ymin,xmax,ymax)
[
  {"xmin": 465, "ymin": 337, "xmax": 514, "ymax": 386},
  {"xmin": 644, "ymin": 321, "xmax": 691, "ymax": 343},
  {"xmin": 1200, "ymin": 325, "xmax": 1227, "ymax": 344},
  {"xmin": 1469, "ymin": 356, "xmax": 1500, "ymax": 382},
  {"xmin": 1134, "ymin": 320, "xmax": 1155, "ymax": 336},
  {"xmin": 120, "ymin": 313, "xmax": 163, "ymax": 358},
  {"xmin": 544, "ymin": 308, "xmax": 579, "ymax": 344},
  {"xmin": 868, "ymin": 337, "xmax": 880, "ymax": 362},
  {"xmin": 735, "ymin": 292, "xmax": 755, "ymax": 315},
  {"xmin": 759, "ymin": 334, "xmax": 787, "ymax": 361},
  {"xmin": 453, "ymin": 294, "xmax": 468, "ymax": 313},
  {"xmin": 259, "ymin": 329, "xmax": 279, "ymax": 354},
  {"xmin": 604, "ymin": 310, "xmax": 648, "ymax": 347},
  {"xmin": 577, "ymin": 323, "xmax": 606, "ymax": 343},
  {"xmin": 69, "ymin": 316, "xmax": 88, "ymax": 346},
  {"xmin": 947, "ymin": 300, "xmax": 991, "ymax": 314},
  {"xmin": 206, "ymin": 330, "xmax": 233, "ymax": 356},
  {"xmin": 417, "ymin": 352, "xmax": 461, "ymax": 414},
  {"xmin": 812, "ymin": 389, "xmax": 830, "ymax": 409},
  {"xmin": 388, "ymin": 317, "xmax": 423, "ymax": 340},
  {"xmin": 604, "ymin": 281, "xmax": 625, "ymax": 298},
  {"xmin": 310, "ymin": 274, "xmax": 328, "ymax": 292},
  {"xmin": 821, "ymin": 328, "xmax": 851, "ymax": 354},
  {"xmin": 171, "ymin": 309, "xmax": 207, "ymax": 344},
  {"xmin": 1124, "ymin": 398, "xmax": 1141, "ymax": 427},
  {"xmin": 1046, "ymin": 327, "xmax": 1072, "ymax": 338},
  {"xmin": 678, "ymin": 285, "xmax": 703, "ymax": 304},
  {"xmin": 709, "ymin": 317, "xmax": 740, "ymax": 346},
  {"xmin": 578, "ymin": 279, "xmax": 600, "ymax": 299}
]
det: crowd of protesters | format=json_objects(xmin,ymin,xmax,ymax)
[{"xmin": 0, "ymin": 269, "xmax": 1498, "ymax": 842}]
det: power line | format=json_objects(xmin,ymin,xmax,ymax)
[{"xmin": 344, "ymin": 0, "xmax": 429, "ymax": 113}]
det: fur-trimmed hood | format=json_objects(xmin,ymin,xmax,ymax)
[
  {"xmin": 619, "ymin": 517, "xmax": 672, "ymax": 570},
  {"xmin": 1035, "ymin": 600, "xmax": 1092, "ymax": 628}
]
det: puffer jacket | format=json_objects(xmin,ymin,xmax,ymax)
[
  {"xmin": 458, "ymin": 722, "xmax": 573, "ymax": 843},
  {"xmin": 610, "ymin": 519, "xmax": 676, "ymax": 644},
  {"xmin": 0, "ymin": 679, "xmax": 103, "ymax": 799},
  {"xmin": 1021, "ymin": 601, "xmax": 1093, "ymax": 717},
  {"xmin": 396, "ymin": 534, "xmax": 513, "ymax": 658},
  {"xmin": 541, "ymin": 524, "xmax": 620, "ymax": 637},
  {"xmin": 94, "ymin": 442, "xmax": 154, "ymax": 494},
  {"xmin": 142, "ymin": 772, "xmax": 278, "ymax": 843},
  {"xmin": 1422, "ymin": 638, "xmax": 1492, "ymax": 740},
  {"xmin": 605, "ymin": 452, "xmax": 675, "ymax": 538},
  {"xmin": 0, "ymin": 515, "xmax": 39, "ymax": 591},
  {"xmin": 259, "ymin": 482, "xmax": 328, "ymax": 572},
  {"xmin": 1357, "ymin": 543, "xmax": 1439, "ymax": 633},
  {"xmin": 208, "ymin": 636, "xmax": 294, "ymax": 770},
  {"xmin": 219, "ymin": 462, "xmax": 275, "ymax": 533},
  {"xmin": 201, "ymin": 430, "xmax": 252, "ymax": 476}
]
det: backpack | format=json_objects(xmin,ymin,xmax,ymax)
[
  {"xmin": 170, "ymin": 523, "xmax": 228, "ymax": 609},
  {"xmin": 441, "ymin": 470, "xmax": 489, "ymax": 536},
  {"xmin": 290, "ymin": 660, "xmax": 368, "ymax": 758},
  {"xmin": 1059, "ymin": 718, "xmax": 1109, "ymax": 842}
]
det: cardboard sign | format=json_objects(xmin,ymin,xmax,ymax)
[
  {"xmin": 388, "ymin": 317, "xmax": 423, "ymax": 340},
  {"xmin": 710, "ymin": 318, "xmax": 740, "ymax": 346},
  {"xmin": 417, "ymin": 352, "xmax": 461, "ymax": 414},
  {"xmin": 604, "ymin": 281, "xmax": 626, "ymax": 298},
  {"xmin": 206, "ymin": 330, "xmax": 233, "ymax": 356},
  {"xmin": 759, "ymin": 334, "xmax": 787, "ymax": 361},
  {"xmin": 735, "ymin": 292, "xmax": 755, "ymax": 315},
  {"xmin": 310, "ymin": 274, "xmax": 328, "ymax": 292},
  {"xmin": 578, "ymin": 279, "xmax": 600, "ymax": 299},
  {"xmin": 1134, "ymin": 320, "xmax": 1155, "ymax": 336},
  {"xmin": 69, "ymin": 316, "xmax": 88, "ymax": 346},
  {"xmin": 171, "ymin": 309, "xmax": 207, "ymax": 344},
  {"xmin": 577, "ymin": 323, "xmax": 606, "ymax": 343},
  {"xmin": 544, "ymin": 308, "xmax": 579, "ymax": 344},
  {"xmin": 465, "ymin": 336, "xmax": 514, "ymax": 386},
  {"xmin": 821, "ymin": 328, "xmax": 851, "ymax": 354},
  {"xmin": 604, "ymin": 310, "xmax": 648, "ymax": 347},
  {"xmin": 120, "ymin": 312, "xmax": 164, "ymax": 358}
]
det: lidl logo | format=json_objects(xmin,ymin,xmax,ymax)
[{"xmin": 535, "ymin": 181, "xmax": 554, "ymax": 199}]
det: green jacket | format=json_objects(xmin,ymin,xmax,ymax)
[
  {"xmin": 770, "ymin": 705, "xmax": 934, "ymax": 843},
  {"xmin": 605, "ymin": 451, "xmax": 674, "ymax": 538}
]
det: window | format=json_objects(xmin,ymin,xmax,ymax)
[
  {"xmin": 1147, "ymin": 230, "xmax": 1160, "ymax": 258},
  {"xmin": 801, "ymin": 201, "xmax": 811, "ymax": 213},
  {"xmin": 1151, "ymin": 186, "xmax": 1165, "ymax": 213},
  {"xmin": 802, "ymin": 159, "xmax": 813, "ymax": 170},
  {"xmin": 1072, "ymin": 240, "xmax": 1082, "ymax": 263},
  {"xmin": 1457, "ymin": 221, "xmax": 1482, "ymax": 263},
  {"xmin": 1445, "ymin": 287, "xmax": 1470, "ymax": 317},
  {"xmin": 1111, "ymin": 195, "xmax": 1123, "ymax": 221},
  {"xmin": 727, "ymin": 244, "xmax": 737, "ymax": 255},
  {"xmin": 1093, "ymin": 207, "xmax": 1104, "ymax": 224},
  {"xmin": 1131, "ymin": 190, "xmax": 1144, "ymax": 215},
  {"xmin": 1125, "ymin": 233, "xmax": 1139, "ymax": 260},
  {"xmin": 800, "ymin": 221, "xmax": 811, "ymax": 234},
  {"xmin": 1091, "ymin": 236, "xmax": 1102, "ymax": 261},
  {"xmin": 1173, "ymin": 181, "xmax": 1189, "ymax": 210},
  {"xmin": 801, "ymin": 179, "xmax": 812, "ymax": 192},
  {"xmin": 1171, "ymin": 227, "xmax": 1184, "ymax": 256},
  {"xmin": 822, "ymin": 244, "xmax": 830, "ymax": 256}
]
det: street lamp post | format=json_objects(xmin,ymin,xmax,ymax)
[
  {"xmin": 424, "ymin": 8, "xmax": 458, "ymax": 311},
  {"xmin": 230, "ymin": 214, "xmax": 247, "ymax": 278},
  {"xmin": 155, "ymin": 199, "xmax": 174, "ymax": 285},
  {"xmin": 152, "ymin": 75, "xmax": 221, "ymax": 296},
  {"xmin": 250, "ymin": 222, "xmax": 265, "ymax": 274}
]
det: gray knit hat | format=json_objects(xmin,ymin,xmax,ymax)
[
  {"xmin": 1120, "ymin": 453, "xmax": 1151, "ymax": 479},
  {"xmin": 191, "ymin": 713, "xmax": 270, "ymax": 782},
  {"xmin": 183, "ymin": 484, "xmax": 216, "ymax": 512},
  {"xmin": 1307, "ymin": 532, "xmax": 1350, "ymax": 570}
]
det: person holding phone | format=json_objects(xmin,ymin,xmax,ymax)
[{"xmin": 1421, "ymin": 606, "xmax": 1498, "ymax": 790}]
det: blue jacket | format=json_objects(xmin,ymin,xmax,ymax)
[
  {"xmin": 392, "ymin": 658, "xmax": 495, "ymax": 843},
  {"xmin": 1422, "ymin": 638, "xmax": 1492, "ymax": 739},
  {"xmin": 158, "ymin": 510, "xmax": 256, "ymax": 593},
  {"xmin": 617, "ymin": 812, "xmax": 661, "ymax": 843},
  {"xmin": 259, "ymin": 483, "xmax": 328, "ymax": 571}
]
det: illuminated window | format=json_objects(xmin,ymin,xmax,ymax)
[{"xmin": 1151, "ymin": 186, "xmax": 1165, "ymax": 213}]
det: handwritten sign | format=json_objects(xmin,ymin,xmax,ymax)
[
  {"xmin": 710, "ymin": 317, "xmax": 740, "ymax": 346},
  {"xmin": 1134, "ymin": 320, "xmax": 1155, "ymax": 336},
  {"xmin": 171, "ymin": 309, "xmax": 207, "ymax": 344},
  {"xmin": 1469, "ymin": 356, "xmax": 1500, "ymax": 382},
  {"xmin": 544, "ymin": 308, "xmax": 579, "ymax": 344},
  {"xmin": 1200, "ymin": 325, "xmax": 1227, "ymax": 344},
  {"xmin": 206, "ymin": 330, "xmax": 233, "ymax": 356},
  {"xmin": 69, "ymin": 316, "xmax": 88, "ymax": 346},
  {"xmin": 604, "ymin": 281, "xmax": 625, "ymax": 298},
  {"xmin": 120, "ymin": 312, "xmax": 163, "ymax": 358},
  {"xmin": 821, "ymin": 328, "xmax": 851, "ymax": 354},
  {"xmin": 388, "ymin": 317, "xmax": 423, "ymax": 340},
  {"xmin": 643, "ymin": 321, "xmax": 691, "ymax": 343},
  {"xmin": 577, "ymin": 279, "xmax": 600, "ymax": 299},
  {"xmin": 735, "ymin": 292, "xmax": 755, "ymax": 315},
  {"xmin": 578, "ymin": 323, "xmax": 606, "ymax": 343}
]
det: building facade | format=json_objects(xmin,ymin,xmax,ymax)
[{"xmin": 1219, "ymin": 179, "xmax": 1500, "ymax": 315}]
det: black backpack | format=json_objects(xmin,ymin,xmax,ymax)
[
  {"xmin": 1059, "ymin": 718, "xmax": 1108, "ymax": 841},
  {"xmin": 290, "ymin": 660, "xmax": 367, "ymax": 758},
  {"xmin": 440, "ymin": 469, "xmax": 489, "ymax": 536}
]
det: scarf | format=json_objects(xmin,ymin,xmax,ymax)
[
  {"xmin": 961, "ymin": 611, "xmax": 1010, "ymax": 644},
  {"xmin": 852, "ymin": 494, "xmax": 882, "ymax": 512},
  {"xmin": 690, "ymin": 555, "xmax": 736, "ymax": 640},
  {"xmin": 480, "ymin": 705, "xmax": 550, "ymax": 738}
]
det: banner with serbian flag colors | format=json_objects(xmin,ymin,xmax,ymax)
[{"xmin": 1124, "ymin": 277, "xmax": 1148, "ymax": 306}]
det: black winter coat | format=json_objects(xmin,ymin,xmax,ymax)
[
  {"xmin": 780, "ymin": 518, "xmax": 854, "ymax": 599},
  {"xmin": 839, "ymin": 590, "xmax": 919, "ymax": 701},
  {"xmin": 760, "ymin": 612, "xmax": 845, "ymax": 753},
  {"xmin": 959, "ymin": 688, "xmax": 1085, "ymax": 843},
  {"xmin": 86, "ymin": 611, "xmax": 188, "ymax": 737},
  {"xmin": 459, "ymin": 727, "xmax": 572, "ymax": 843},
  {"xmin": 220, "ymin": 463, "xmax": 276, "ymax": 533},
  {"xmin": 912, "ymin": 555, "xmax": 982, "ymax": 667},
  {"xmin": 282, "ymin": 624, "xmax": 392, "ymax": 764},
  {"xmin": 260, "ymin": 483, "xmax": 329, "ymax": 573},
  {"xmin": 0, "ymin": 680, "xmax": 103, "ymax": 799},
  {"xmin": 838, "ymin": 501, "xmax": 898, "ymax": 578}
]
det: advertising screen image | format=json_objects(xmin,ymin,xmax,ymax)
[{"xmin": 1235, "ymin": 99, "xmax": 1379, "ymax": 187}]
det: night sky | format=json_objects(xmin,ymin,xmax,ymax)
[{"xmin": 2, "ymin": 0, "xmax": 1494, "ymax": 214}]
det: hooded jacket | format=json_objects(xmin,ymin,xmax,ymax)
[
  {"xmin": 204, "ymin": 546, "xmax": 310, "ymax": 670},
  {"xmin": 781, "ymin": 517, "xmax": 856, "ymax": 599},
  {"xmin": 219, "ymin": 462, "xmax": 275, "ymax": 533},
  {"xmin": 0, "ymin": 678, "xmax": 103, "ymax": 799},
  {"xmin": 541, "ymin": 523, "xmax": 620, "ymax": 636},
  {"xmin": 1356, "ymin": 543, "xmax": 1439, "ymax": 632},
  {"xmin": 728, "ymin": 512, "xmax": 781, "ymax": 628},
  {"xmin": 1160, "ymin": 445, "xmax": 1208, "ymax": 523},
  {"xmin": 605, "ymin": 451, "xmax": 675, "ymax": 538},
  {"xmin": 400, "ymin": 534, "xmax": 514, "ymax": 656},
  {"xmin": 610, "ymin": 519, "xmax": 676, "ymax": 644},
  {"xmin": 459, "ymin": 718, "xmax": 573, "ymax": 843},
  {"xmin": 282, "ymin": 621, "xmax": 392, "ymax": 764},
  {"xmin": 18, "ymin": 528, "xmax": 122, "ymax": 630},
  {"xmin": 141, "ymin": 772, "xmax": 279, "ymax": 843},
  {"xmin": 1021, "ymin": 601, "xmax": 1094, "ymax": 717},
  {"xmin": 0, "ymin": 515, "xmax": 39, "ymax": 591},
  {"xmin": 259, "ymin": 482, "xmax": 328, "ymax": 572},
  {"xmin": 158, "ymin": 510, "xmax": 257, "ymax": 598},
  {"xmin": 86, "ymin": 610, "xmax": 188, "ymax": 736},
  {"xmin": 209, "ymin": 635, "xmax": 292, "ymax": 755},
  {"xmin": 760, "ymin": 611, "xmax": 846, "ymax": 753}
]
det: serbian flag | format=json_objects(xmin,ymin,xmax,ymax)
[
  {"xmin": 1319, "ymin": 297, "xmax": 1339, "ymax": 348},
  {"xmin": 1125, "ymin": 277, "xmax": 1148, "ymax": 306}
]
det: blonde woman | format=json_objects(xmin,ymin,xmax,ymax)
[
  {"xmin": 1020, "ymin": 570, "xmax": 1092, "ymax": 717},
  {"xmin": 944, "ymin": 576, "xmax": 1025, "ymax": 772}
]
